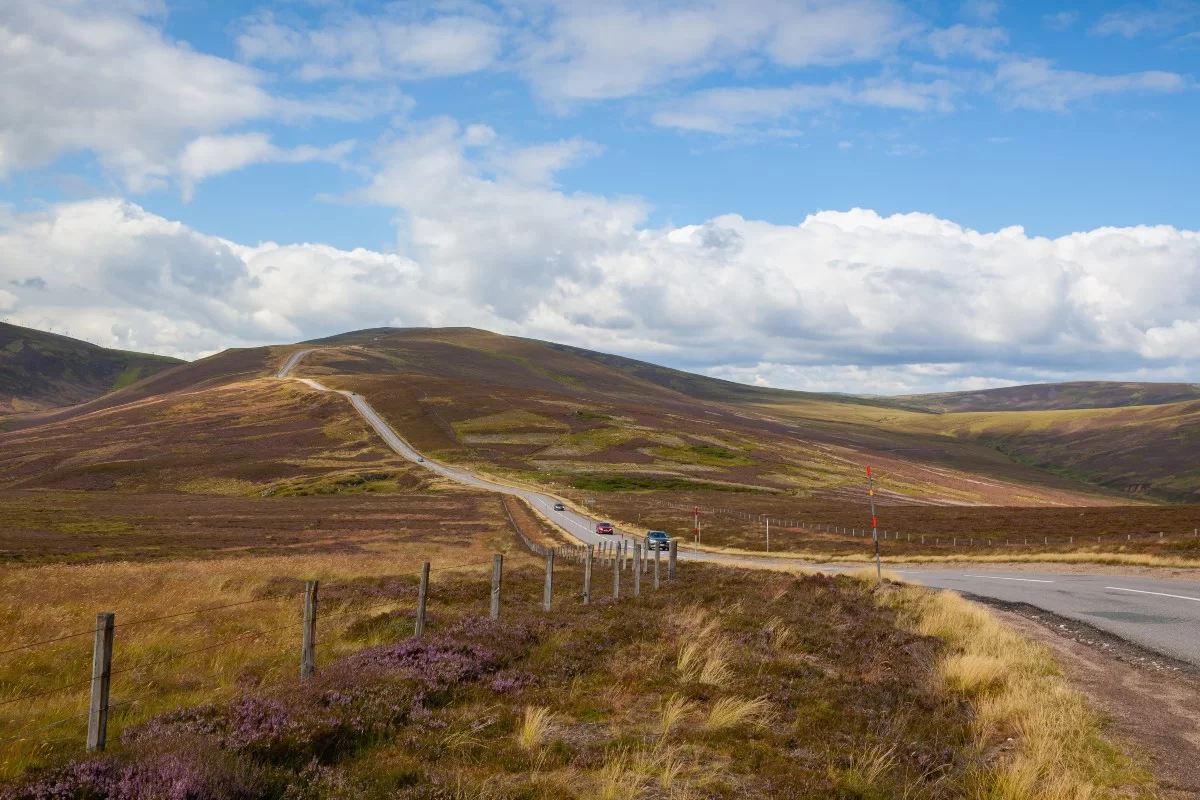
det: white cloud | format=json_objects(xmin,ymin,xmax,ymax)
[
  {"xmin": 178, "ymin": 134, "xmax": 355, "ymax": 201},
  {"xmin": 960, "ymin": 0, "xmax": 1002, "ymax": 23},
  {"xmin": 0, "ymin": 289, "xmax": 17, "ymax": 312},
  {"xmin": 0, "ymin": 1, "xmax": 382, "ymax": 195},
  {"xmin": 650, "ymin": 77, "xmax": 960, "ymax": 133},
  {"xmin": 996, "ymin": 58, "xmax": 1190, "ymax": 110},
  {"xmin": 237, "ymin": 10, "xmax": 504, "ymax": 80},
  {"xmin": 928, "ymin": 24, "xmax": 1009, "ymax": 60},
  {"xmin": 517, "ymin": 0, "xmax": 917, "ymax": 103},
  {"xmin": 1091, "ymin": 2, "xmax": 1200, "ymax": 37},
  {"xmin": 1043, "ymin": 10, "xmax": 1080, "ymax": 31},
  {"xmin": 2, "ymin": 125, "xmax": 1198, "ymax": 392}
]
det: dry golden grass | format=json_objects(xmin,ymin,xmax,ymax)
[
  {"xmin": 702, "ymin": 696, "xmax": 774, "ymax": 731},
  {"xmin": 678, "ymin": 540, "xmax": 1200, "ymax": 570},
  {"xmin": 657, "ymin": 694, "xmax": 696, "ymax": 741},
  {"xmin": 880, "ymin": 586, "xmax": 1152, "ymax": 799},
  {"xmin": 516, "ymin": 705, "xmax": 556, "ymax": 752},
  {"xmin": 0, "ymin": 533, "xmax": 516, "ymax": 777}
]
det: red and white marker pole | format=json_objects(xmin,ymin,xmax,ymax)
[{"xmin": 867, "ymin": 465, "xmax": 881, "ymax": 581}]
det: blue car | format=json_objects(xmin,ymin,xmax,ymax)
[{"xmin": 645, "ymin": 530, "xmax": 671, "ymax": 551}]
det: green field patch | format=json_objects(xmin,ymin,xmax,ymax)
[
  {"xmin": 648, "ymin": 443, "xmax": 754, "ymax": 467},
  {"xmin": 459, "ymin": 432, "xmax": 562, "ymax": 445},
  {"xmin": 3, "ymin": 339, "xmax": 23, "ymax": 354},
  {"xmin": 110, "ymin": 365, "xmax": 144, "ymax": 391},
  {"xmin": 452, "ymin": 409, "xmax": 568, "ymax": 436},
  {"xmin": 569, "ymin": 472, "xmax": 762, "ymax": 492}
]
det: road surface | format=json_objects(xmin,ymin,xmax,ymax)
[{"xmin": 280, "ymin": 354, "xmax": 1200, "ymax": 665}]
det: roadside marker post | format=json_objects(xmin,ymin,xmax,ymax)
[
  {"xmin": 867, "ymin": 466, "xmax": 881, "ymax": 582},
  {"xmin": 668, "ymin": 540, "xmax": 677, "ymax": 580},
  {"xmin": 543, "ymin": 551, "xmax": 554, "ymax": 612}
]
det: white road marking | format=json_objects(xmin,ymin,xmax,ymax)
[
  {"xmin": 1105, "ymin": 586, "xmax": 1200, "ymax": 603},
  {"xmin": 963, "ymin": 574, "xmax": 1055, "ymax": 583}
]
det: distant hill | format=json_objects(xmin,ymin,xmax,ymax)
[
  {"xmin": 0, "ymin": 322, "xmax": 182, "ymax": 414},
  {"xmin": 891, "ymin": 382, "xmax": 1200, "ymax": 413}
]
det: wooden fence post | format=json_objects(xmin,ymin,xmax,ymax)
[
  {"xmin": 415, "ymin": 562, "xmax": 429, "ymax": 637},
  {"xmin": 654, "ymin": 548, "xmax": 661, "ymax": 589},
  {"xmin": 86, "ymin": 612, "xmax": 115, "ymax": 752},
  {"xmin": 668, "ymin": 540, "xmax": 677, "ymax": 580},
  {"xmin": 301, "ymin": 581, "xmax": 318, "ymax": 681},
  {"xmin": 613, "ymin": 542, "xmax": 621, "ymax": 599},
  {"xmin": 491, "ymin": 554, "xmax": 503, "ymax": 620},
  {"xmin": 543, "ymin": 551, "xmax": 555, "ymax": 612},
  {"xmin": 633, "ymin": 544, "xmax": 642, "ymax": 597},
  {"xmin": 584, "ymin": 545, "xmax": 593, "ymax": 604}
]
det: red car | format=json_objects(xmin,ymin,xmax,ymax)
[{"xmin": 595, "ymin": 522, "xmax": 614, "ymax": 535}]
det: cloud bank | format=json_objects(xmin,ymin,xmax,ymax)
[{"xmin": 3, "ymin": 121, "xmax": 1197, "ymax": 394}]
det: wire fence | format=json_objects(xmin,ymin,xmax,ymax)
[
  {"xmin": 0, "ymin": 506, "xmax": 679, "ymax": 757},
  {"xmin": 653, "ymin": 501, "xmax": 1199, "ymax": 550}
]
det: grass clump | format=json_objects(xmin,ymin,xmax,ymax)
[{"xmin": 880, "ymin": 584, "xmax": 1153, "ymax": 799}]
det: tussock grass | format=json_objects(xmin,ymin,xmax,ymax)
[
  {"xmin": 658, "ymin": 694, "xmax": 696, "ymax": 740},
  {"xmin": 703, "ymin": 695, "xmax": 774, "ymax": 731},
  {"xmin": 516, "ymin": 705, "xmax": 556, "ymax": 752},
  {"xmin": 881, "ymin": 586, "xmax": 1152, "ymax": 798},
  {"xmin": 829, "ymin": 743, "xmax": 898, "ymax": 796}
]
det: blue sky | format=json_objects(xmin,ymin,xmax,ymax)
[{"xmin": 0, "ymin": 0, "xmax": 1198, "ymax": 393}]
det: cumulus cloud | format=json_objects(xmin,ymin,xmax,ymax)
[
  {"xmin": 0, "ymin": 1, "xmax": 384, "ymax": 194},
  {"xmin": 928, "ymin": 24, "xmax": 1009, "ymax": 60},
  {"xmin": 2, "ymin": 124, "xmax": 1198, "ymax": 392}
]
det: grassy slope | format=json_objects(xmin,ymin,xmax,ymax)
[
  {"xmin": 0, "ymin": 322, "xmax": 182, "ymax": 414},
  {"xmin": 297, "ymin": 329, "xmax": 1120, "ymax": 507},
  {"xmin": 755, "ymin": 397, "xmax": 1200, "ymax": 502}
]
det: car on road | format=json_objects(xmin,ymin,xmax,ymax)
[
  {"xmin": 417, "ymin": 457, "xmax": 425, "ymax": 463},
  {"xmin": 645, "ymin": 530, "xmax": 671, "ymax": 551},
  {"xmin": 595, "ymin": 522, "xmax": 614, "ymax": 535},
  {"xmin": 553, "ymin": 503, "xmax": 565, "ymax": 511}
]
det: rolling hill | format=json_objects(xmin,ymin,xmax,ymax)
[
  {"xmin": 1, "ymin": 324, "xmax": 1196, "ymax": 504},
  {"xmin": 0, "ymin": 321, "xmax": 181, "ymax": 414}
]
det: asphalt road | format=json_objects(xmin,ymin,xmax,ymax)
[{"xmin": 281, "ymin": 356, "xmax": 1200, "ymax": 666}]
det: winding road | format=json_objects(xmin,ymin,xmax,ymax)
[{"xmin": 278, "ymin": 350, "xmax": 1200, "ymax": 665}]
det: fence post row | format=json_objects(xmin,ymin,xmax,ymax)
[
  {"xmin": 491, "ymin": 554, "xmax": 503, "ymax": 620},
  {"xmin": 416, "ymin": 562, "xmax": 429, "ymax": 637},
  {"xmin": 301, "ymin": 581, "xmax": 318, "ymax": 681},
  {"xmin": 86, "ymin": 612, "xmax": 115, "ymax": 753}
]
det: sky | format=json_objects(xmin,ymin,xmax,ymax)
[{"xmin": 0, "ymin": 0, "xmax": 1198, "ymax": 395}]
